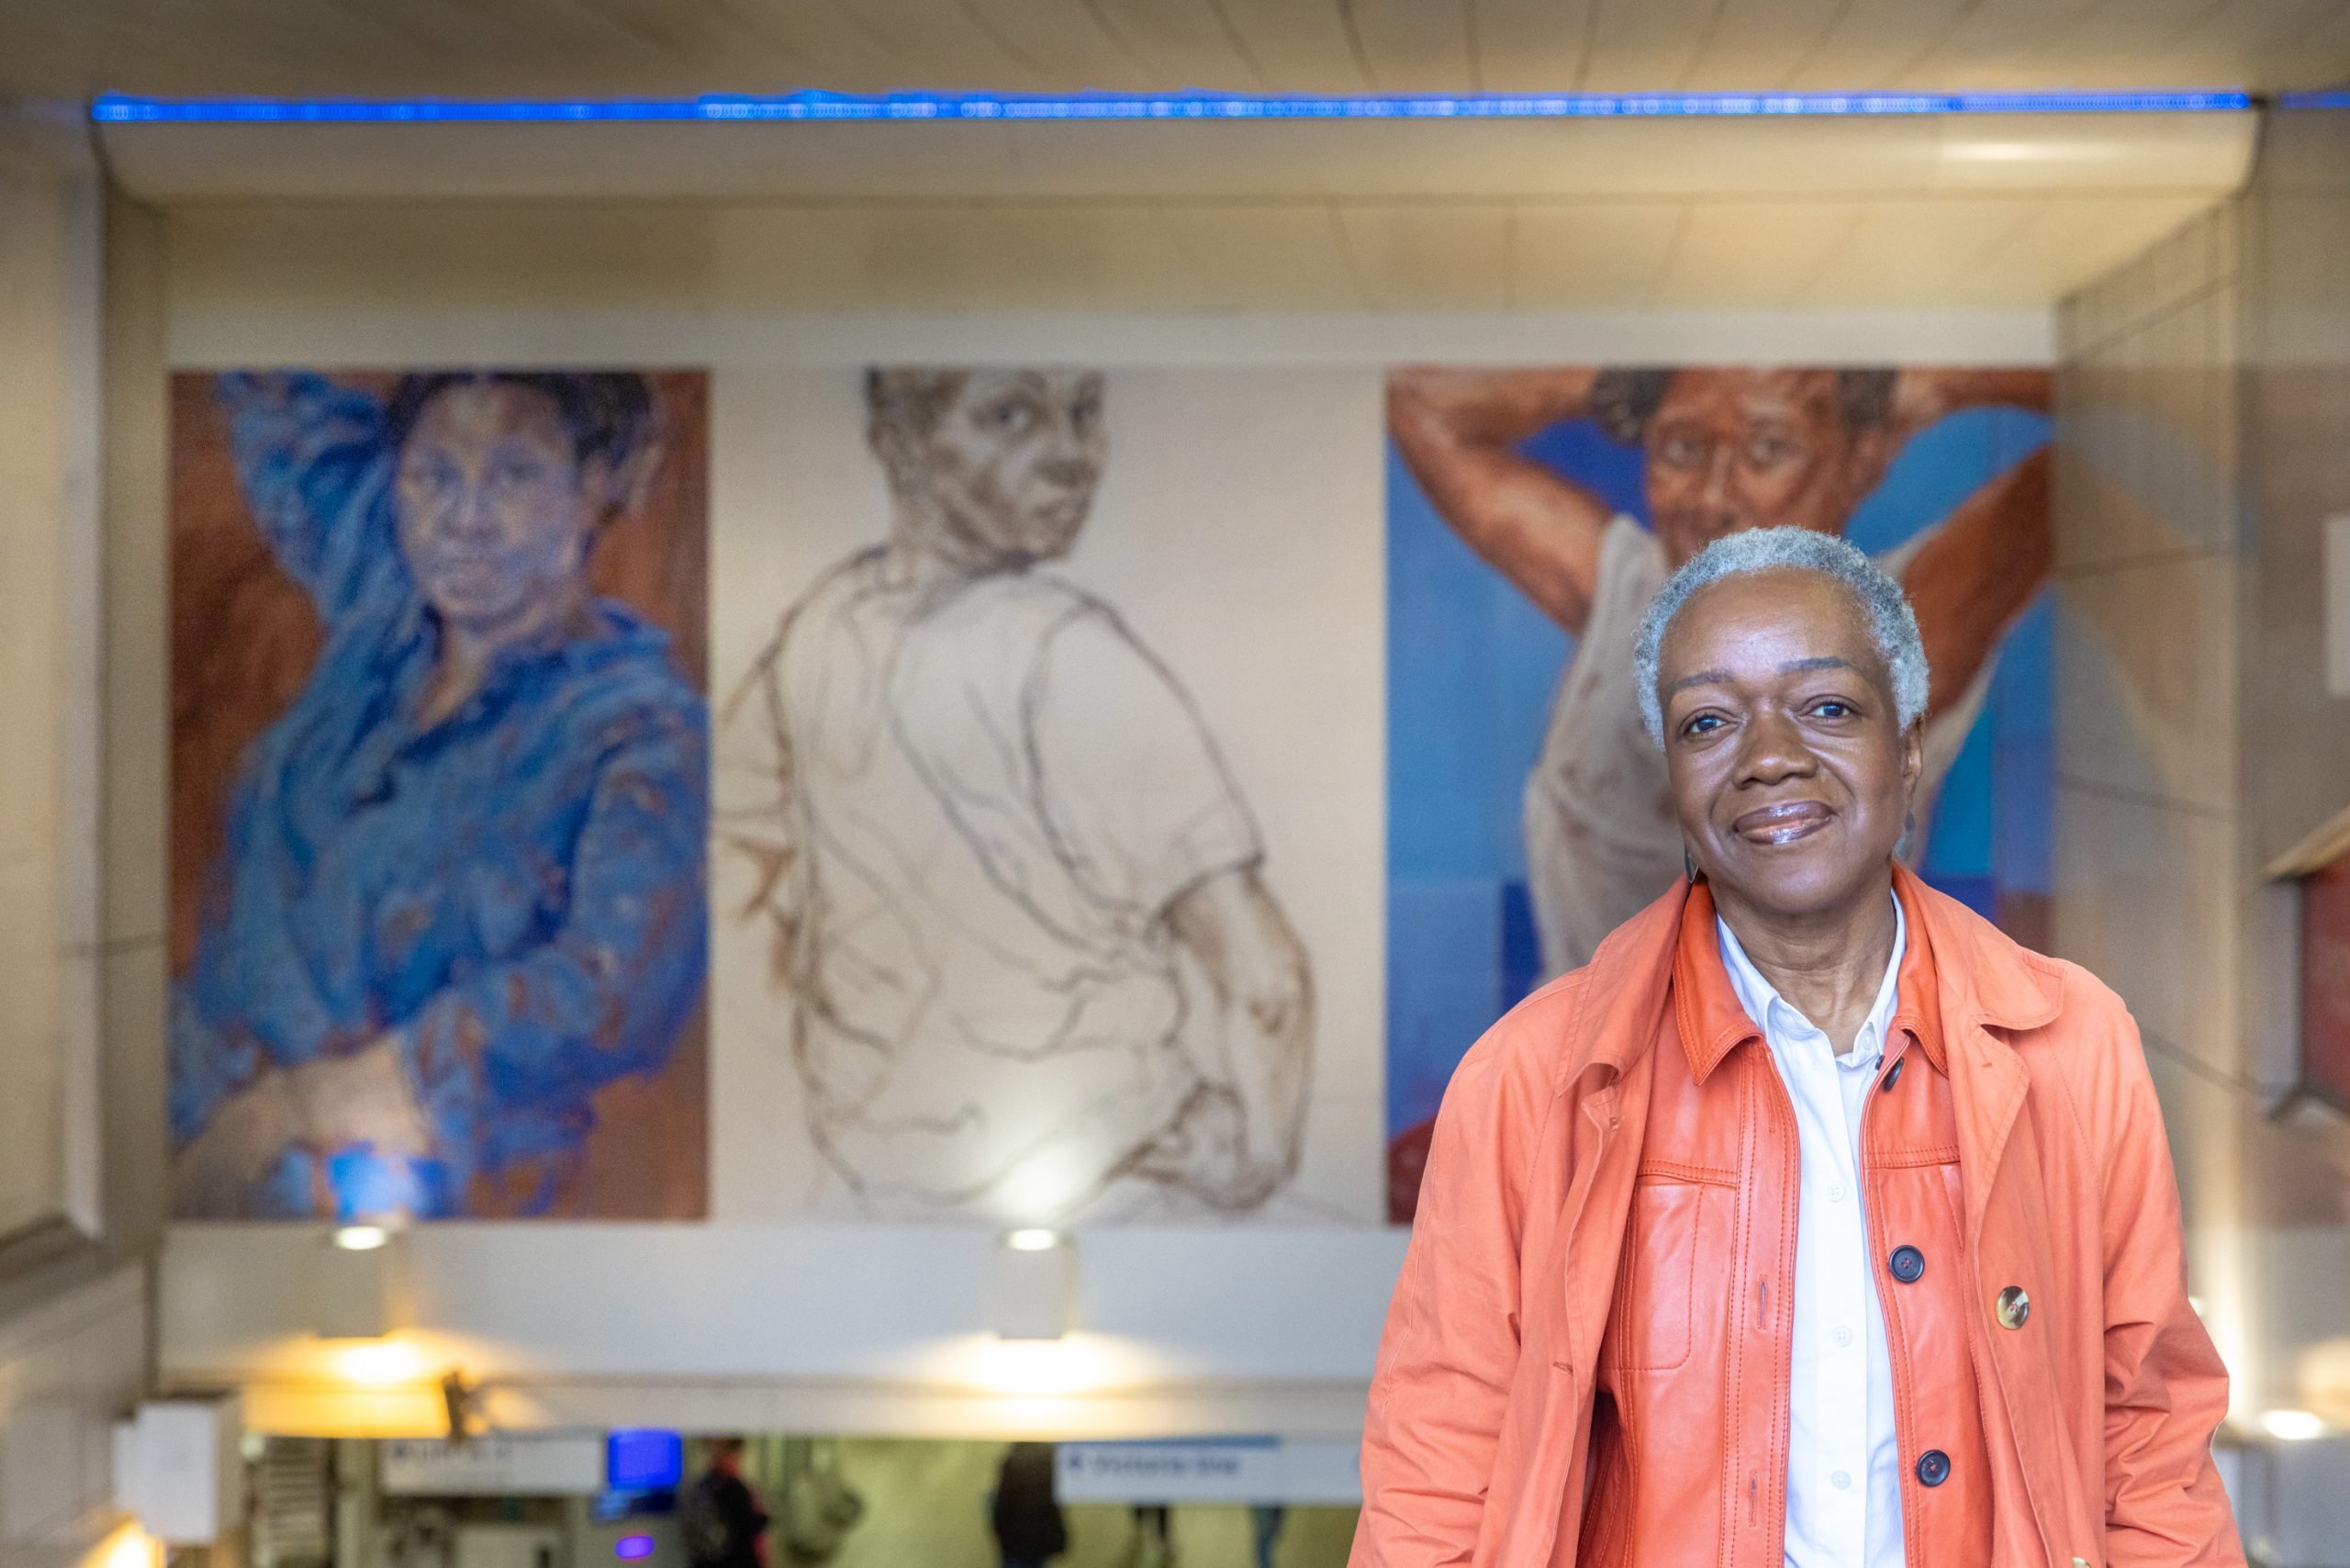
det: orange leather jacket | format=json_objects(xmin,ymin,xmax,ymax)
[{"xmin": 1353, "ymin": 867, "xmax": 2242, "ymax": 1568}]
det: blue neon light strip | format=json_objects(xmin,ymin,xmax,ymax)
[
  {"xmin": 88, "ymin": 88, "xmax": 2252, "ymax": 125},
  {"xmin": 2278, "ymin": 91, "xmax": 2350, "ymax": 110}
]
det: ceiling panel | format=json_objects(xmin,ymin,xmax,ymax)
[
  {"xmin": 1334, "ymin": 203, "xmax": 1515, "ymax": 308},
  {"xmin": 1343, "ymin": 0, "xmax": 1477, "ymax": 95},
  {"xmin": 1466, "ymin": 0, "xmax": 1596, "ymax": 94},
  {"xmin": 1950, "ymin": 194, "xmax": 2219, "ymax": 301},
  {"xmin": 1205, "ymin": 0, "xmax": 1371, "ymax": 95},
  {"xmin": 10, "ymin": 0, "xmax": 2350, "ymax": 97},
  {"xmin": 1507, "ymin": 202, "xmax": 1687, "ymax": 307},
  {"xmin": 1773, "ymin": 0, "xmax": 2018, "ymax": 93},
  {"xmin": 159, "ymin": 187, "xmax": 2223, "ymax": 316},
  {"xmin": 1062, "ymin": 0, "xmax": 1264, "ymax": 93},
  {"xmin": 96, "ymin": 111, "xmax": 2253, "ymax": 204},
  {"xmin": 947, "ymin": 0, "xmax": 1153, "ymax": 92},
  {"xmin": 1153, "ymin": 201, "xmax": 1364, "ymax": 307},
  {"xmin": 1571, "ymin": 0, "xmax": 1731, "ymax": 95},
  {"xmin": 1649, "ymin": 199, "xmax": 1867, "ymax": 306},
  {"xmin": 1794, "ymin": 196, "xmax": 2038, "ymax": 305},
  {"xmin": 1674, "ymin": 0, "xmax": 1866, "ymax": 93}
]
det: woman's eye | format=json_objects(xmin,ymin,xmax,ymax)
[{"xmin": 980, "ymin": 400, "xmax": 1035, "ymax": 432}]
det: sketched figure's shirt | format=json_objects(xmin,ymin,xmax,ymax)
[
  {"xmin": 722, "ymin": 550, "xmax": 1262, "ymax": 1221},
  {"xmin": 171, "ymin": 373, "xmax": 709, "ymax": 1219}
]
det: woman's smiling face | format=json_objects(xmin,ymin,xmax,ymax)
[
  {"xmin": 394, "ymin": 380, "xmax": 604, "ymax": 633},
  {"xmin": 1656, "ymin": 566, "xmax": 1921, "ymax": 924}
]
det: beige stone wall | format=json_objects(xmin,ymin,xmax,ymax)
[
  {"xmin": 0, "ymin": 110, "xmax": 162, "ymax": 1568},
  {"xmin": 2053, "ymin": 203, "xmax": 2261, "ymax": 1405},
  {"xmin": 2055, "ymin": 106, "xmax": 2350, "ymax": 1499}
]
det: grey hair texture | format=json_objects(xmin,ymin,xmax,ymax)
[{"xmin": 1634, "ymin": 526, "xmax": 1930, "ymax": 745}]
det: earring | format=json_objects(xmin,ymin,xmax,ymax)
[
  {"xmin": 1684, "ymin": 847, "xmax": 1699, "ymax": 880},
  {"xmin": 1896, "ymin": 809, "xmax": 1918, "ymax": 860}
]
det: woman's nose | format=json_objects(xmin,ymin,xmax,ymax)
[{"xmin": 1736, "ymin": 710, "xmax": 1814, "ymax": 781}]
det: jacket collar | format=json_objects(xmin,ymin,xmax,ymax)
[{"xmin": 1584, "ymin": 862, "xmax": 2062, "ymax": 1089}]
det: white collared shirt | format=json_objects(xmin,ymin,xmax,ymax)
[{"xmin": 1717, "ymin": 896, "xmax": 1907, "ymax": 1568}]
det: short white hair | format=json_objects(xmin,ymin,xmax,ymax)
[{"xmin": 1634, "ymin": 526, "xmax": 1930, "ymax": 745}]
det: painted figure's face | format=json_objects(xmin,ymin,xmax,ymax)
[
  {"xmin": 896, "ymin": 370, "xmax": 1107, "ymax": 568},
  {"xmin": 1645, "ymin": 369, "xmax": 1883, "ymax": 569},
  {"xmin": 394, "ymin": 381, "xmax": 603, "ymax": 632},
  {"xmin": 1658, "ymin": 568, "xmax": 1921, "ymax": 924}
]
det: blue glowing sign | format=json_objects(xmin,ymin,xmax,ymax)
[
  {"xmin": 614, "ymin": 1536, "xmax": 655, "ymax": 1562},
  {"xmin": 605, "ymin": 1428, "xmax": 683, "ymax": 1493}
]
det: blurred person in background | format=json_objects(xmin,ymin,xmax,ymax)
[
  {"xmin": 682, "ymin": 1437, "xmax": 770, "ymax": 1568},
  {"xmin": 1129, "ymin": 1502, "xmax": 1174, "ymax": 1567},
  {"xmin": 1388, "ymin": 365, "xmax": 2049, "ymax": 978},
  {"xmin": 990, "ymin": 1442, "xmax": 1068, "ymax": 1568}
]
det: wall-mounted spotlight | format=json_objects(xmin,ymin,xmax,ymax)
[
  {"xmin": 990, "ymin": 1230, "xmax": 1073, "ymax": 1340},
  {"xmin": 309, "ymin": 1223, "xmax": 413, "ymax": 1339}
]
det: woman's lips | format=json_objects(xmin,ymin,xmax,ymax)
[{"xmin": 1732, "ymin": 800, "xmax": 1832, "ymax": 845}]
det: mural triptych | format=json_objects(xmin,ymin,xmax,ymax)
[{"xmin": 164, "ymin": 363, "xmax": 2050, "ymax": 1226}]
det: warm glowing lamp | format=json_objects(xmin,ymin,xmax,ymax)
[
  {"xmin": 991, "ymin": 1230, "xmax": 1074, "ymax": 1339},
  {"xmin": 2260, "ymin": 1408, "xmax": 2326, "ymax": 1441}
]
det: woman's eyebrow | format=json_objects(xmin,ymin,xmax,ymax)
[{"xmin": 1663, "ymin": 668, "xmax": 1730, "ymax": 697}]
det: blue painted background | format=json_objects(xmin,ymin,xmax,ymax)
[{"xmin": 1385, "ymin": 398, "xmax": 2052, "ymax": 1189}]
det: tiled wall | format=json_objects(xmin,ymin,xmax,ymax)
[
  {"xmin": 0, "ymin": 114, "xmax": 165, "ymax": 1568},
  {"xmin": 0, "ymin": 1266, "xmax": 149, "ymax": 1566},
  {"xmin": 2053, "ymin": 203, "xmax": 2255, "ymax": 1382},
  {"xmin": 2057, "ymin": 103, "xmax": 2350, "ymax": 1567}
]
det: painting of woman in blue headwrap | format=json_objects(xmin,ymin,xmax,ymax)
[{"xmin": 168, "ymin": 369, "xmax": 711, "ymax": 1221}]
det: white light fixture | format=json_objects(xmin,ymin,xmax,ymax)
[
  {"xmin": 2260, "ymin": 1408, "xmax": 2326, "ymax": 1441},
  {"xmin": 991, "ymin": 1231, "xmax": 1074, "ymax": 1340},
  {"xmin": 310, "ymin": 1225, "xmax": 413, "ymax": 1339}
]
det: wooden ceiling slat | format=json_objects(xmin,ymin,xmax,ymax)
[
  {"xmin": 948, "ymin": 0, "xmax": 1159, "ymax": 93},
  {"xmin": 1464, "ymin": 0, "xmax": 1598, "ymax": 94},
  {"xmin": 1771, "ymin": 0, "xmax": 1976, "ymax": 93},
  {"xmin": 1340, "ymin": 0, "xmax": 1477, "ymax": 94},
  {"xmin": 1333, "ymin": 202, "xmax": 1515, "ymax": 308},
  {"xmin": 1508, "ymin": 201, "xmax": 1688, "ymax": 306},
  {"xmin": 1077, "ymin": 0, "xmax": 1271, "ymax": 92},
  {"xmin": 1672, "ymin": 0, "xmax": 1861, "ymax": 93},
  {"xmin": 12, "ymin": 0, "xmax": 2339, "ymax": 108},
  {"xmin": 1185, "ymin": 0, "xmax": 1370, "ymax": 95},
  {"xmin": 1572, "ymin": 0, "xmax": 1739, "ymax": 95}
]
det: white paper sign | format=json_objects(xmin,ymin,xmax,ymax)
[
  {"xmin": 379, "ymin": 1435, "xmax": 604, "ymax": 1496},
  {"xmin": 1056, "ymin": 1439, "xmax": 1360, "ymax": 1505}
]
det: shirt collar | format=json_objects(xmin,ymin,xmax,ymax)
[
  {"xmin": 1716, "ymin": 892, "xmax": 1904, "ymax": 1071},
  {"xmin": 1672, "ymin": 872, "xmax": 1950, "ymax": 1084}
]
